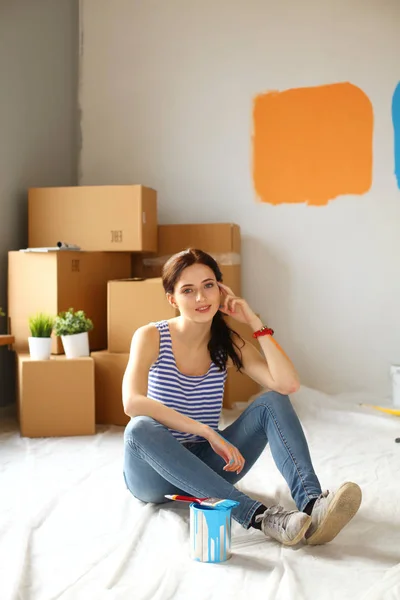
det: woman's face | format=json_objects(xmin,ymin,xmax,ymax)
[{"xmin": 168, "ymin": 263, "xmax": 221, "ymax": 322}]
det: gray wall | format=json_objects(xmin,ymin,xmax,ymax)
[
  {"xmin": 0, "ymin": 1, "xmax": 79, "ymax": 405},
  {"xmin": 80, "ymin": 0, "xmax": 400, "ymax": 398}
]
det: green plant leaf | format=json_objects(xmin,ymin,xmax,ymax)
[
  {"xmin": 53, "ymin": 308, "xmax": 94, "ymax": 337},
  {"xmin": 28, "ymin": 313, "xmax": 55, "ymax": 337}
]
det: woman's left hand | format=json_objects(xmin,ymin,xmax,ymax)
[{"xmin": 218, "ymin": 283, "xmax": 257, "ymax": 325}]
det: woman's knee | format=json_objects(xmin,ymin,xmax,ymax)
[
  {"xmin": 252, "ymin": 390, "xmax": 290, "ymax": 410},
  {"xmin": 124, "ymin": 415, "xmax": 159, "ymax": 444},
  {"xmin": 124, "ymin": 481, "xmax": 169, "ymax": 505},
  {"xmin": 123, "ymin": 469, "xmax": 170, "ymax": 504}
]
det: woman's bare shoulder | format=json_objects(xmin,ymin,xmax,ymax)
[{"xmin": 129, "ymin": 323, "xmax": 160, "ymax": 363}]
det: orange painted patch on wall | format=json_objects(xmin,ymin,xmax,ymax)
[{"xmin": 252, "ymin": 82, "xmax": 373, "ymax": 206}]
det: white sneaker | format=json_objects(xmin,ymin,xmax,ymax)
[
  {"xmin": 305, "ymin": 482, "xmax": 362, "ymax": 545},
  {"xmin": 256, "ymin": 505, "xmax": 312, "ymax": 546}
]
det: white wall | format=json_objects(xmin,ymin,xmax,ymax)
[
  {"xmin": 0, "ymin": 0, "xmax": 78, "ymax": 405},
  {"xmin": 79, "ymin": 0, "xmax": 400, "ymax": 397}
]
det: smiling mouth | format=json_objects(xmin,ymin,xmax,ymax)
[{"xmin": 196, "ymin": 305, "xmax": 211, "ymax": 312}]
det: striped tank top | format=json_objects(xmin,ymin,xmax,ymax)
[{"xmin": 147, "ymin": 320, "xmax": 227, "ymax": 443}]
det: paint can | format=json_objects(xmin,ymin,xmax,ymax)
[
  {"xmin": 390, "ymin": 365, "xmax": 400, "ymax": 408},
  {"xmin": 189, "ymin": 502, "xmax": 238, "ymax": 563}
]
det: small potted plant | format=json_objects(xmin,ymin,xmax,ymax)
[
  {"xmin": 54, "ymin": 308, "xmax": 93, "ymax": 359},
  {"xmin": 28, "ymin": 313, "xmax": 54, "ymax": 360}
]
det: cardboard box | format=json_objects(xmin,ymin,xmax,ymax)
[
  {"xmin": 108, "ymin": 278, "xmax": 176, "ymax": 353},
  {"xmin": 28, "ymin": 185, "xmax": 157, "ymax": 252},
  {"xmin": 91, "ymin": 350, "xmax": 129, "ymax": 426},
  {"xmin": 16, "ymin": 354, "xmax": 95, "ymax": 437},
  {"xmin": 132, "ymin": 223, "xmax": 241, "ymax": 293},
  {"xmin": 223, "ymin": 318, "xmax": 262, "ymax": 409},
  {"xmin": 9, "ymin": 251, "xmax": 131, "ymax": 354}
]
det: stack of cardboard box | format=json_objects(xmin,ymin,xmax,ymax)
[
  {"xmin": 9, "ymin": 185, "xmax": 260, "ymax": 437},
  {"xmin": 9, "ymin": 185, "xmax": 156, "ymax": 436}
]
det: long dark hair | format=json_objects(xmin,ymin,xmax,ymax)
[{"xmin": 162, "ymin": 248, "xmax": 244, "ymax": 372}]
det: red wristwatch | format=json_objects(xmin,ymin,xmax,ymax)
[{"xmin": 253, "ymin": 325, "xmax": 274, "ymax": 339}]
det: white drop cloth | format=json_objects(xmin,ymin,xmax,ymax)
[{"xmin": 1, "ymin": 387, "xmax": 399, "ymax": 600}]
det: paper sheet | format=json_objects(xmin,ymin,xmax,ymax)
[{"xmin": 1, "ymin": 387, "xmax": 399, "ymax": 600}]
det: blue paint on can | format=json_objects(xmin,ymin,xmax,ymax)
[{"xmin": 190, "ymin": 501, "xmax": 239, "ymax": 563}]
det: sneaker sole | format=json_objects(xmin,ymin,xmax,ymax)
[{"xmin": 306, "ymin": 482, "xmax": 362, "ymax": 546}]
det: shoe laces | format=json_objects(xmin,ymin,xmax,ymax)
[{"xmin": 255, "ymin": 504, "xmax": 297, "ymax": 530}]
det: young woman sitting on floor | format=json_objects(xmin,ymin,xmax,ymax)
[{"xmin": 122, "ymin": 248, "xmax": 362, "ymax": 546}]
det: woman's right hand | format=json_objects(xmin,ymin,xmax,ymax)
[{"xmin": 206, "ymin": 429, "xmax": 245, "ymax": 474}]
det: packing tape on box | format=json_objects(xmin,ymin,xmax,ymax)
[{"xmin": 142, "ymin": 252, "xmax": 241, "ymax": 267}]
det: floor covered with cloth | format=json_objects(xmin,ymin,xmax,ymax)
[{"xmin": 1, "ymin": 386, "xmax": 399, "ymax": 600}]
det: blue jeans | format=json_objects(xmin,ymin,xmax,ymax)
[{"xmin": 123, "ymin": 391, "xmax": 322, "ymax": 529}]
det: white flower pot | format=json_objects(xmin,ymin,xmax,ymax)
[
  {"xmin": 61, "ymin": 331, "xmax": 90, "ymax": 358},
  {"xmin": 28, "ymin": 337, "xmax": 52, "ymax": 360}
]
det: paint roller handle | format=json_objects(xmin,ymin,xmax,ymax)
[{"xmin": 165, "ymin": 495, "xmax": 204, "ymax": 503}]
